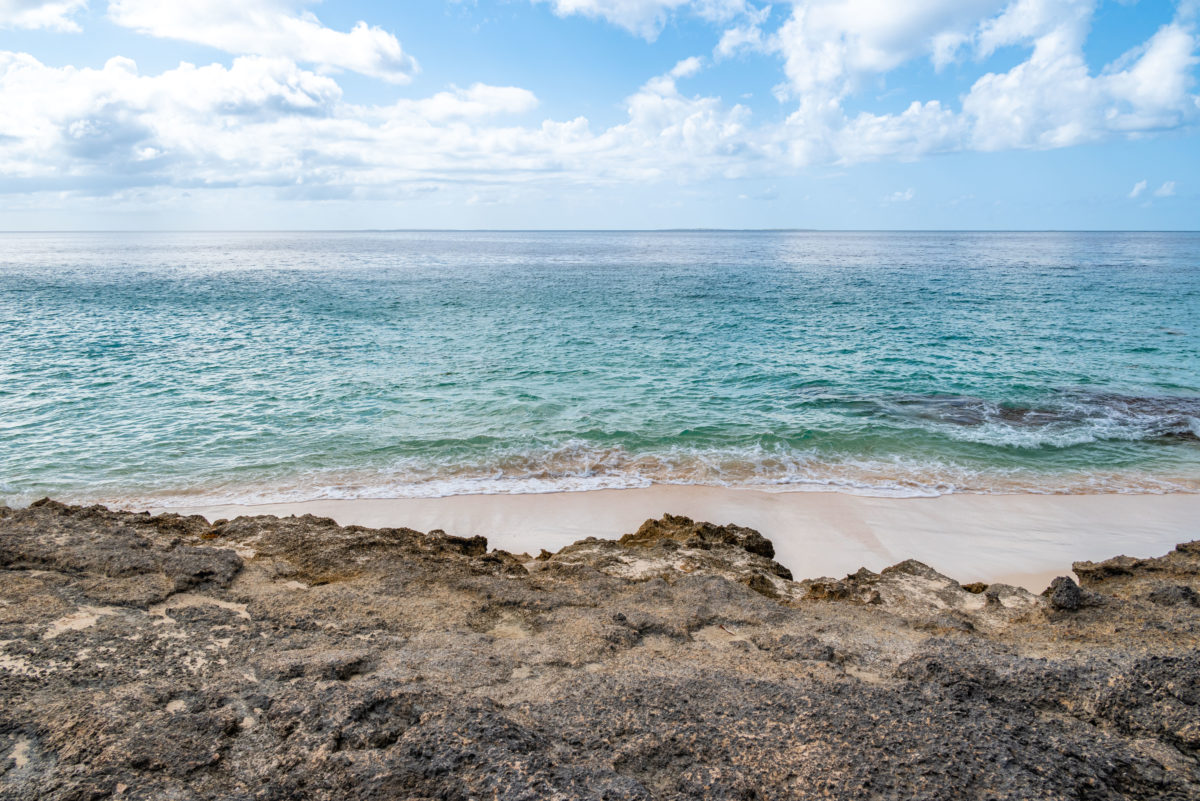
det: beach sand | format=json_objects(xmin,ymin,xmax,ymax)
[{"xmin": 155, "ymin": 487, "xmax": 1200, "ymax": 593}]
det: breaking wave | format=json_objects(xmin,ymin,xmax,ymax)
[{"xmin": 882, "ymin": 391, "xmax": 1200, "ymax": 449}]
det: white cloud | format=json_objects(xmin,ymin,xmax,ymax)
[
  {"xmin": 963, "ymin": 17, "xmax": 1198, "ymax": 151},
  {"xmin": 1155, "ymin": 180, "xmax": 1176, "ymax": 197},
  {"xmin": 714, "ymin": 3, "xmax": 772, "ymax": 59},
  {"xmin": 0, "ymin": 52, "xmax": 762, "ymax": 197},
  {"xmin": 670, "ymin": 56, "xmax": 704, "ymax": 78},
  {"xmin": 1129, "ymin": 179, "xmax": 1148, "ymax": 198},
  {"xmin": 771, "ymin": 0, "xmax": 1007, "ymax": 98},
  {"xmin": 403, "ymin": 84, "xmax": 540, "ymax": 122},
  {"xmin": 1, "ymin": 1, "xmax": 1197, "ymax": 206},
  {"xmin": 1104, "ymin": 22, "xmax": 1199, "ymax": 125},
  {"xmin": 767, "ymin": 0, "xmax": 1200, "ymax": 165},
  {"xmin": 106, "ymin": 0, "xmax": 418, "ymax": 83},
  {"xmin": 715, "ymin": 23, "xmax": 764, "ymax": 59},
  {"xmin": 884, "ymin": 188, "xmax": 915, "ymax": 203},
  {"xmin": 532, "ymin": 0, "xmax": 750, "ymax": 40},
  {"xmin": 833, "ymin": 100, "xmax": 966, "ymax": 163},
  {"xmin": 976, "ymin": 0, "xmax": 1092, "ymax": 58},
  {"xmin": 0, "ymin": 0, "xmax": 86, "ymax": 31},
  {"xmin": 597, "ymin": 61, "xmax": 766, "ymax": 180}
]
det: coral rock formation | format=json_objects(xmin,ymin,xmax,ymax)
[{"xmin": 1, "ymin": 502, "xmax": 1198, "ymax": 800}]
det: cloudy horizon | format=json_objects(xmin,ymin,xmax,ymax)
[{"xmin": 1, "ymin": 0, "xmax": 1197, "ymax": 229}]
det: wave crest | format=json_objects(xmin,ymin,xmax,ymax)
[{"xmin": 81, "ymin": 438, "xmax": 1200, "ymax": 508}]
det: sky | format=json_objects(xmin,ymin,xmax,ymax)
[{"xmin": 0, "ymin": 0, "xmax": 1197, "ymax": 229}]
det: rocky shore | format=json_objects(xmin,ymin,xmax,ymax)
[{"xmin": 1, "ymin": 501, "xmax": 1198, "ymax": 800}]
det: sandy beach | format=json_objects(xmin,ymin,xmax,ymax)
[{"xmin": 157, "ymin": 487, "xmax": 1200, "ymax": 592}]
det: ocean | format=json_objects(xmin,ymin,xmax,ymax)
[{"xmin": 2, "ymin": 230, "xmax": 1198, "ymax": 507}]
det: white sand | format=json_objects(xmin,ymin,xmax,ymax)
[{"xmin": 157, "ymin": 487, "xmax": 1200, "ymax": 593}]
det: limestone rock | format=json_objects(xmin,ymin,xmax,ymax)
[{"xmin": 2, "ymin": 502, "xmax": 1199, "ymax": 800}]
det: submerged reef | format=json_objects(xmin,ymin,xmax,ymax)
[{"xmin": 1, "ymin": 501, "xmax": 1199, "ymax": 800}]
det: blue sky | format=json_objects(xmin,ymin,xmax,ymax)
[{"xmin": 0, "ymin": 0, "xmax": 1196, "ymax": 229}]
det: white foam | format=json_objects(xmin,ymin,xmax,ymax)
[{"xmin": 85, "ymin": 459, "xmax": 1200, "ymax": 509}]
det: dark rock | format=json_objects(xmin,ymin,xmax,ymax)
[
  {"xmin": 742, "ymin": 572, "xmax": 779, "ymax": 599},
  {"xmin": 3, "ymin": 502, "xmax": 1200, "ymax": 800},
  {"xmin": 913, "ymin": 613, "xmax": 976, "ymax": 634},
  {"xmin": 880, "ymin": 559, "xmax": 946, "ymax": 580},
  {"xmin": 1147, "ymin": 585, "xmax": 1200, "ymax": 607},
  {"xmin": 803, "ymin": 577, "xmax": 856, "ymax": 601},
  {"xmin": 0, "ymin": 502, "xmax": 242, "ymax": 608},
  {"xmin": 677, "ymin": 764, "xmax": 761, "ymax": 799},
  {"xmin": 1075, "ymin": 541, "xmax": 1200, "ymax": 594},
  {"xmin": 1045, "ymin": 576, "xmax": 1084, "ymax": 610},
  {"xmin": 256, "ymin": 649, "xmax": 375, "ymax": 682},
  {"xmin": 751, "ymin": 633, "xmax": 836, "ymax": 662},
  {"xmin": 620, "ymin": 513, "xmax": 776, "ymax": 559},
  {"xmin": 1094, "ymin": 654, "xmax": 1200, "ymax": 754},
  {"xmin": 1043, "ymin": 576, "xmax": 1106, "ymax": 612}
]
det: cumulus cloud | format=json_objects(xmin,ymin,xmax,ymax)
[
  {"xmin": 0, "ymin": 52, "xmax": 762, "ymax": 197},
  {"xmin": 771, "ymin": 0, "xmax": 1007, "ymax": 98},
  {"xmin": 606, "ymin": 60, "xmax": 764, "ymax": 179},
  {"xmin": 0, "ymin": 0, "xmax": 87, "ymax": 31},
  {"xmin": 1155, "ymin": 180, "xmax": 1177, "ymax": 197},
  {"xmin": 1129, "ymin": 179, "xmax": 1148, "ymax": 198},
  {"xmin": 767, "ymin": 0, "xmax": 1200, "ymax": 165},
  {"xmin": 106, "ymin": 0, "xmax": 418, "ymax": 83},
  {"xmin": 964, "ymin": 14, "xmax": 1199, "ymax": 151},
  {"xmin": 1, "ymin": 0, "xmax": 1198, "ymax": 205},
  {"xmin": 401, "ymin": 84, "xmax": 540, "ymax": 122},
  {"xmin": 532, "ymin": 0, "xmax": 751, "ymax": 40},
  {"xmin": 714, "ymin": 3, "xmax": 772, "ymax": 59}
]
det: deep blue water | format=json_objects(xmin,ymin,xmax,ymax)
[{"xmin": 1, "ymin": 230, "xmax": 1199, "ymax": 506}]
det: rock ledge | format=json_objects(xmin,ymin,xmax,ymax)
[{"xmin": 1, "ymin": 501, "xmax": 1198, "ymax": 800}]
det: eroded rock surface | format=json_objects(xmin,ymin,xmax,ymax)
[{"xmin": 1, "ymin": 501, "xmax": 1198, "ymax": 800}]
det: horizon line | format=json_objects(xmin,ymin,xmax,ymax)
[{"xmin": 1, "ymin": 228, "xmax": 1199, "ymax": 234}]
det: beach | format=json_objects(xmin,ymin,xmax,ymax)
[
  {"xmin": 7, "ymin": 232, "xmax": 1199, "ymax": 593},
  {"xmin": 158, "ymin": 487, "xmax": 1200, "ymax": 591},
  {"xmin": 5, "ymin": 0, "xmax": 1199, "ymax": 791}
]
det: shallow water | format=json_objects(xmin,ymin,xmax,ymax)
[{"xmin": 1, "ymin": 230, "xmax": 1198, "ymax": 505}]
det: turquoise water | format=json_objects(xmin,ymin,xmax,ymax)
[{"xmin": 2, "ymin": 230, "xmax": 1199, "ymax": 506}]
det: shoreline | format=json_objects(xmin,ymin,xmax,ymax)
[{"xmin": 154, "ymin": 486, "xmax": 1200, "ymax": 592}]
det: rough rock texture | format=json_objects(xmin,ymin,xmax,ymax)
[{"xmin": 2, "ymin": 501, "xmax": 1199, "ymax": 800}]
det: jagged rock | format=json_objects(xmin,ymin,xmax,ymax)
[
  {"xmin": 2, "ymin": 502, "xmax": 1199, "ymax": 800},
  {"xmin": 799, "ymin": 561, "xmax": 1038, "ymax": 631},
  {"xmin": 545, "ymin": 516, "xmax": 795, "ymax": 589},
  {"xmin": 620, "ymin": 513, "xmax": 777, "ymax": 560},
  {"xmin": 1147, "ymin": 584, "xmax": 1200, "ymax": 607},
  {"xmin": 1040, "ymin": 576, "xmax": 1104, "ymax": 613},
  {"xmin": 1075, "ymin": 541, "xmax": 1200, "ymax": 591},
  {"xmin": 1045, "ymin": 576, "xmax": 1084, "ymax": 610},
  {"xmin": 1093, "ymin": 654, "xmax": 1200, "ymax": 754},
  {"xmin": 0, "ymin": 499, "xmax": 242, "ymax": 608}
]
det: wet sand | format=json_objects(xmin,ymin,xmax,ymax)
[{"xmin": 157, "ymin": 487, "xmax": 1200, "ymax": 592}]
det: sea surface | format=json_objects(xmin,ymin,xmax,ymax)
[{"xmin": 2, "ymin": 230, "xmax": 1199, "ymax": 507}]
